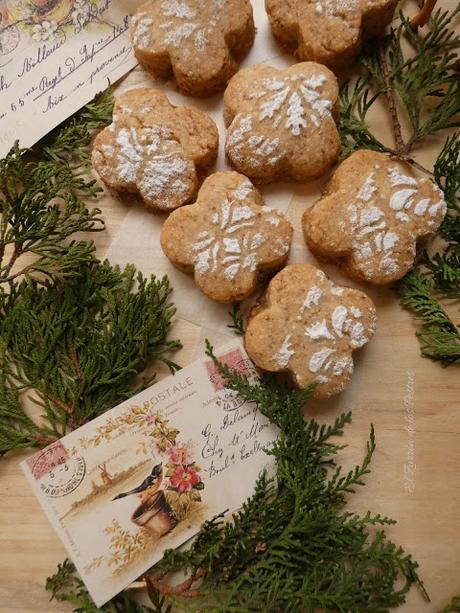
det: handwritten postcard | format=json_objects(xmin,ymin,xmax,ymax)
[
  {"xmin": 21, "ymin": 340, "xmax": 278, "ymax": 606},
  {"xmin": 0, "ymin": 0, "xmax": 137, "ymax": 157}
]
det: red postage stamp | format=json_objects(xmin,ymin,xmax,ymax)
[
  {"xmin": 205, "ymin": 348, "xmax": 254, "ymax": 391},
  {"xmin": 27, "ymin": 441, "xmax": 69, "ymax": 480}
]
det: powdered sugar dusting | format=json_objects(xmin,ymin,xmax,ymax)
[
  {"xmin": 356, "ymin": 172, "xmax": 377, "ymax": 202},
  {"xmin": 276, "ymin": 335, "xmax": 295, "ymax": 367},
  {"xmin": 116, "ymin": 127, "xmax": 144, "ymax": 183},
  {"xmin": 332, "ymin": 159, "xmax": 445, "ymax": 280},
  {"xmin": 261, "ymin": 271, "xmax": 375, "ymax": 391},
  {"xmin": 305, "ymin": 320, "xmax": 335, "ymax": 341},
  {"xmin": 414, "ymin": 198, "xmax": 430, "ymax": 216},
  {"xmin": 228, "ymin": 70, "xmax": 333, "ymax": 169},
  {"xmin": 314, "ymin": 0, "xmax": 359, "ymax": 17},
  {"xmin": 309, "ymin": 347, "xmax": 336, "ymax": 373},
  {"xmin": 161, "ymin": 0, "xmax": 196, "ymax": 18},
  {"xmin": 388, "ymin": 167, "xmax": 417, "ymax": 187},
  {"xmin": 331, "ymin": 305, "xmax": 348, "ymax": 337},
  {"xmin": 389, "ymin": 189, "xmax": 417, "ymax": 211},
  {"xmin": 301, "ymin": 286, "xmax": 323, "ymax": 310},
  {"xmin": 140, "ymin": 156, "xmax": 190, "ymax": 207},
  {"xmin": 333, "ymin": 356, "xmax": 353, "ymax": 376},
  {"xmin": 131, "ymin": 13, "xmax": 153, "ymax": 49},
  {"xmin": 188, "ymin": 178, "xmax": 291, "ymax": 283},
  {"xmin": 138, "ymin": 0, "xmax": 230, "ymax": 51},
  {"xmin": 330, "ymin": 285, "xmax": 344, "ymax": 296},
  {"xmin": 109, "ymin": 125, "xmax": 195, "ymax": 209},
  {"xmin": 164, "ymin": 22, "xmax": 196, "ymax": 46},
  {"xmin": 396, "ymin": 211, "xmax": 410, "ymax": 222}
]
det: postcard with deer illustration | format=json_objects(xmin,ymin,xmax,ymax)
[{"xmin": 21, "ymin": 340, "xmax": 278, "ymax": 606}]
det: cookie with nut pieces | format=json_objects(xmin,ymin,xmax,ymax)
[
  {"xmin": 131, "ymin": 0, "xmax": 255, "ymax": 97},
  {"xmin": 92, "ymin": 88, "xmax": 218, "ymax": 212},
  {"xmin": 302, "ymin": 149, "xmax": 447, "ymax": 284},
  {"xmin": 160, "ymin": 171, "xmax": 293, "ymax": 303},
  {"xmin": 265, "ymin": 0, "xmax": 399, "ymax": 70},
  {"xmin": 224, "ymin": 62, "xmax": 340, "ymax": 183},
  {"xmin": 244, "ymin": 264, "xmax": 377, "ymax": 398}
]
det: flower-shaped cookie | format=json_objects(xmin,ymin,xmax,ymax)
[
  {"xmin": 160, "ymin": 171, "xmax": 293, "ymax": 302},
  {"xmin": 245, "ymin": 264, "xmax": 377, "ymax": 397},
  {"xmin": 92, "ymin": 88, "xmax": 218, "ymax": 212},
  {"xmin": 302, "ymin": 150, "xmax": 447, "ymax": 284},
  {"xmin": 131, "ymin": 0, "xmax": 255, "ymax": 96},
  {"xmin": 224, "ymin": 63, "xmax": 340, "ymax": 183},
  {"xmin": 265, "ymin": 0, "xmax": 399, "ymax": 70}
]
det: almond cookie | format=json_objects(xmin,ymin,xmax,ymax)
[
  {"xmin": 131, "ymin": 0, "xmax": 255, "ymax": 97},
  {"xmin": 265, "ymin": 0, "xmax": 399, "ymax": 70},
  {"xmin": 302, "ymin": 150, "xmax": 447, "ymax": 284},
  {"xmin": 244, "ymin": 264, "xmax": 377, "ymax": 397},
  {"xmin": 224, "ymin": 62, "xmax": 340, "ymax": 183},
  {"xmin": 160, "ymin": 171, "xmax": 293, "ymax": 302},
  {"xmin": 92, "ymin": 88, "xmax": 218, "ymax": 212}
]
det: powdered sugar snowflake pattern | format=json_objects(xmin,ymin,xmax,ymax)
[
  {"xmin": 303, "ymin": 150, "xmax": 447, "ymax": 284},
  {"xmin": 160, "ymin": 172, "xmax": 293, "ymax": 303},
  {"xmin": 265, "ymin": 0, "xmax": 398, "ymax": 69},
  {"xmin": 244, "ymin": 265, "xmax": 377, "ymax": 398},
  {"xmin": 132, "ymin": 0, "xmax": 244, "ymax": 53},
  {"xmin": 130, "ymin": 0, "xmax": 254, "ymax": 95},
  {"xmin": 94, "ymin": 122, "xmax": 196, "ymax": 210},
  {"xmin": 225, "ymin": 64, "xmax": 340, "ymax": 182},
  {"xmin": 92, "ymin": 88, "xmax": 218, "ymax": 212},
  {"xmin": 313, "ymin": 0, "xmax": 359, "ymax": 18}
]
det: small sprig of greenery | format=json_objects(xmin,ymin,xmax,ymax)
[
  {"xmin": 398, "ymin": 134, "xmax": 460, "ymax": 365},
  {"xmin": 429, "ymin": 133, "xmax": 460, "ymax": 297},
  {"xmin": 0, "ymin": 92, "xmax": 181, "ymax": 456},
  {"xmin": 440, "ymin": 593, "xmax": 460, "ymax": 613},
  {"xmin": 0, "ymin": 89, "xmax": 114, "ymax": 289},
  {"xmin": 399, "ymin": 270, "xmax": 460, "ymax": 365},
  {"xmin": 38, "ymin": 88, "xmax": 115, "ymax": 166},
  {"xmin": 226, "ymin": 303, "xmax": 245, "ymax": 335},
  {"xmin": 133, "ymin": 341, "xmax": 425, "ymax": 613},
  {"xmin": 46, "ymin": 559, "xmax": 155, "ymax": 613},
  {"xmin": 339, "ymin": 3, "xmax": 460, "ymax": 165}
]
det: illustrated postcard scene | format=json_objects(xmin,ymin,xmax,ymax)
[
  {"xmin": 0, "ymin": 0, "xmax": 136, "ymax": 155},
  {"xmin": 21, "ymin": 340, "xmax": 278, "ymax": 606}
]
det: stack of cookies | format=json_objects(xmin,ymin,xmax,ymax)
[{"xmin": 92, "ymin": 0, "xmax": 446, "ymax": 399}]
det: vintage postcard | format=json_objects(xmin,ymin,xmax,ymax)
[
  {"xmin": 0, "ymin": 0, "xmax": 137, "ymax": 156},
  {"xmin": 21, "ymin": 340, "xmax": 278, "ymax": 606}
]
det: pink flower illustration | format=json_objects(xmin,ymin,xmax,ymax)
[
  {"xmin": 167, "ymin": 444, "xmax": 190, "ymax": 465},
  {"xmin": 144, "ymin": 414, "xmax": 157, "ymax": 426},
  {"xmin": 169, "ymin": 465, "xmax": 201, "ymax": 493}
]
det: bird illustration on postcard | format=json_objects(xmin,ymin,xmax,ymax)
[{"xmin": 21, "ymin": 340, "xmax": 278, "ymax": 606}]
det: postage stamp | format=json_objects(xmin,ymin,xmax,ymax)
[
  {"xmin": 27, "ymin": 441, "xmax": 86, "ymax": 498},
  {"xmin": 205, "ymin": 348, "xmax": 254, "ymax": 391}
]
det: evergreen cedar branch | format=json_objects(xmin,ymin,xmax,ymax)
[
  {"xmin": 398, "ymin": 134, "xmax": 460, "ymax": 365},
  {"xmin": 0, "ymin": 90, "xmax": 181, "ymax": 455},
  {"xmin": 227, "ymin": 303, "xmax": 245, "ymax": 335},
  {"xmin": 338, "ymin": 3, "xmax": 460, "ymax": 364}
]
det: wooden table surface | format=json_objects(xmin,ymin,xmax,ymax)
[{"xmin": 1, "ymin": 4, "xmax": 460, "ymax": 612}]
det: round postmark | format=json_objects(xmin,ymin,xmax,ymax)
[
  {"xmin": 215, "ymin": 389, "xmax": 246, "ymax": 411},
  {"xmin": 208, "ymin": 350, "xmax": 258, "ymax": 411},
  {"xmin": 29, "ymin": 442, "xmax": 86, "ymax": 498}
]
